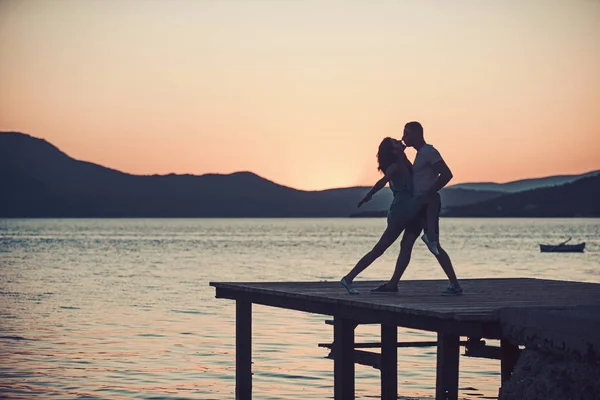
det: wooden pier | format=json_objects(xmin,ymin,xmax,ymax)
[{"xmin": 210, "ymin": 278, "xmax": 600, "ymax": 400}]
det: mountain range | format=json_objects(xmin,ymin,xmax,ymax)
[
  {"xmin": 445, "ymin": 174, "xmax": 600, "ymax": 217},
  {"xmin": 1, "ymin": 131, "xmax": 598, "ymax": 218},
  {"xmin": 449, "ymin": 170, "xmax": 600, "ymax": 193}
]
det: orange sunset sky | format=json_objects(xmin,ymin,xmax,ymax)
[{"xmin": 1, "ymin": 0, "xmax": 599, "ymax": 190}]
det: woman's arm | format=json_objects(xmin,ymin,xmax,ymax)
[{"xmin": 357, "ymin": 163, "xmax": 400, "ymax": 208}]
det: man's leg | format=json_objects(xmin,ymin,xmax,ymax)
[
  {"xmin": 387, "ymin": 229, "xmax": 419, "ymax": 286},
  {"xmin": 434, "ymin": 246, "xmax": 459, "ymax": 287},
  {"xmin": 427, "ymin": 195, "xmax": 461, "ymax": 288},
  {"xmin": 425, "ymin": 195, "xmax": 441, "ymax": 243}
]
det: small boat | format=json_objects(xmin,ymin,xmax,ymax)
[{"xmin": 540, "ymin": 237, "xmax": 585, "ymax": 253}]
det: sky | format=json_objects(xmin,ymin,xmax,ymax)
[{"xmin": 1, "ymin": 0, "xmax": 599, "ymax": 190}]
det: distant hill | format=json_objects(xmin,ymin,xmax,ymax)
[
  {"xmin": 0, "ymin": 132, "xmax": 362, "ymax": 217},
  {"xmin": 440, "ymin": 187, "xmax": 503, "ymax": 208},
  {"xmin": 444, "ymin": 175, "xmax": 600, "ymax": 217},
  {"xmin": 1, "ymin": 132, "xmax": 597, "ymax": 218},
  {"xmin": 448, "ymin": 171, "xmax": 600, "ymax": 193}
]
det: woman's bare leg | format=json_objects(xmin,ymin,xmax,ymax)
[{"xmin": 343, "ymin": 224, "xmax": 403, "ymax": 283}]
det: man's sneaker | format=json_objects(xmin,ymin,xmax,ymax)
[
  {"xmin": 340, "ymin": 277, "xmax": 359, "ymax": 295},
  {"xmin": 443, "ymin": 283, "xmax": 463, "ymax": 295},
  {"xmin": 370, "ymin": 283, "xmax": 399, "ymax": 293},
  {"xmin": 421, "ymin": 234, "xmax": 440, "ymax": 256}
]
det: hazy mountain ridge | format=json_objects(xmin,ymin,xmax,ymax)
[
  {"xmin": 448, "ymin": 170, "xmax": 600, "ymax": 193},
  {"xmin": 444, "ymin": 175, "xmax": 600, "ymax": 217}
]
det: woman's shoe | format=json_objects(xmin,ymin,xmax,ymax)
[{"xmin": 340, "ymin": 277, "xmax": 360, "ymax": 295}]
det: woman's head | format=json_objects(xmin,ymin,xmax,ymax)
[{"xmin": 377, "ymin": 137, "xmax": 406, "ymax": 173}]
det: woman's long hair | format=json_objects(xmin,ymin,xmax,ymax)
[{"xmin": 377, "ymin": 137, "xmax": 413, "ymax": 175}]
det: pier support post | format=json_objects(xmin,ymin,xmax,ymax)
[
  {"xmin": 435, "ymin": 333, "xmax": 460, "ymax": 400},
  {"xmin": 333, "ymin": 317, "xmax": 355, "ymax": 400},
  {"xmin": 500, "ymin": 340, "xmax": 519, "ymax": 384},
  {"xmin": 236, "ymin": 300, "xmax": 252, "ymax": 400},
  {"xmin": 381, "ymin": 324, "xmax": 397, "ymax": 400}
]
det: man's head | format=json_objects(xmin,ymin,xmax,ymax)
[{"xmin": 402, "ymin": 121, "xmax": 424, "ymax": 148}]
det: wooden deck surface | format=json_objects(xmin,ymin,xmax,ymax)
[{"xmin": 211, "ymin": 278, "xmax": 600, "ymax": 338}]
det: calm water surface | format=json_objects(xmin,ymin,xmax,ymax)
[{"xmin": 1, "ymin": 218, "xmax": 599, "ymax": 399}]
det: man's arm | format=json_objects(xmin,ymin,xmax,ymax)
[{"xmin": 422, "ymin": 160, "xmax": 453, "ymax": 200}]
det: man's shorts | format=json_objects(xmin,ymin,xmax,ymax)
[{"xmin": 406, "ymin": 193, "xmax": 441, "ymax": 238}]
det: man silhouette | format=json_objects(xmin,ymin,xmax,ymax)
[{"xmin": 373, "ymin": 121, "xmax": 463, "ymax": 295}]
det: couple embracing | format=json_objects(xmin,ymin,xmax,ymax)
[{"xmin": 340, "ymin": 121, "xmax": 463, "ymax": 295}]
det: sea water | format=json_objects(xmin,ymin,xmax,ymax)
[{"xmin": 1, "ymin": 218, "xmax": 599, "ymax": 399}]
